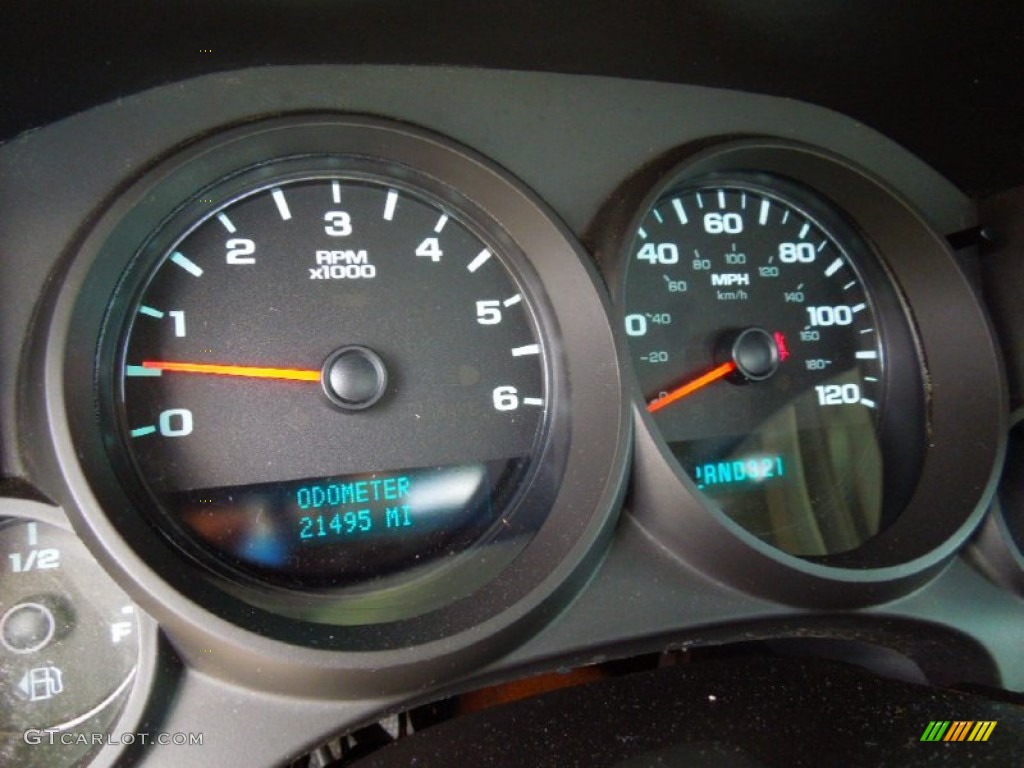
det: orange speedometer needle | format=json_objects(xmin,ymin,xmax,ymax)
[
  {"xmin": 647, "ymin": 361, "xmax": 737, "ymax": 414},
  {"xmin": 141, "ymin": 360, "xmax": 320, "ymax": 382}
]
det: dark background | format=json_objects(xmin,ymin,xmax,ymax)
[{"xmin": 3, "ymin": 2, "xmax": 1022, "ymax": 195}]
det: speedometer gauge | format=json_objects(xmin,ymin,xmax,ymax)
[{"xmin": 620, "ymin": 174, "xmax": 924, "ymax": 556}]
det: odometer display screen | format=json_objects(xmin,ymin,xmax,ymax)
[
  {"xmin": 168, "ymin": 460, "xmax": 524, "ymax": 587},
  {"xmin": 622, "ymin": 176, "xmax": 923, "ymax": 556}
]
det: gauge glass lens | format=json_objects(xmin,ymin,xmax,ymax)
[
  {"xmin": 623, "ymin": 179, "xmax": 920, "ymax": 556},
  {"xmin": 0, "ymin": 520, "xmax": 138, "ymax": 768},
  {"xmin": 110, "ymin": 170, "xmax": 553, "ymax": 603}
]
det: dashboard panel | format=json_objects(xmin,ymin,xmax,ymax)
[{"xmin": 2, "ymin": 8, "xmax": 1024, "ymax": 767}]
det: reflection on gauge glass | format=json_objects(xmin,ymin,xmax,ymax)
[
  {"xmin": 0, "ymin": 520, "xmax": 139, "ymax": 768},
  {"xmin": 100, "ymin": 160, "xmax": 561, "ymax": 620},
  {"xmin": 621, "ymin": 175, "xmax": 923, "ymax": 556}
]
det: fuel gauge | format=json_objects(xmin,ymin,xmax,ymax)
[{"xmin": 0, "ymin": 518, "xmax": 139, "ymax": 768}]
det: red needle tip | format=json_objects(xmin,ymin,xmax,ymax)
[
  {"xmin": 774, "ymin": 331, "xmax": 790, "ymax": 362},
  {"xmin": 647, "ymin": 361, "xmax": 737, "ymax": 414},
  {"xmin": 141, "ymin": 360, "xmax": 321, "ymax": 382}
]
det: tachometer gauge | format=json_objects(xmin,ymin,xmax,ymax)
[
  {"xmin": 104, "ymin": 159, "xmax": 559, "ymax": 625},
  {"xmin": 620, "ymin": 173, "xmax": 924, "ymax": 557},
  {"xmin": 51, "ymin": 117, "xmax": 627, "ymax": 659},
  {"xmin": 115, "ymin": 171, "xmax": 549, "ymax": 595}
]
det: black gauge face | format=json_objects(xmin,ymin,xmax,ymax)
[
  {"xmin": 0, "ymin": 520, "xmax": 138, "ymax": 768},
  {"xmin": 107, "ymin": 168, "xmax": 554, "ymax": 600},
  {"xmin": 621, "ymin": 177, "xmax": 923, "ymax": 556}
]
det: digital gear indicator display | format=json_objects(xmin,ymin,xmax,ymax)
[{"xmin": 693, "ymin": 454, "xmax": 787, "ymax": 491}]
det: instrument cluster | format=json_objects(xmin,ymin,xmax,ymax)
[{"xmin": 0, "ymin": 66, "xmax": 1018, "ymax": 766}]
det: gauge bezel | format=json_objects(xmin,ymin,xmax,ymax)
[
  {"xmin": 969, "ymin": 407, "xmax": 1024, "ymax": 595},
  {"xmin": 599, "ymin": 139, "xmax": 1006, "ymax": 607},
  {"xmin": 971, "ymin": 499, "xmax": 1024, "ymax": 596},
  {"xmin": 37, "ymin": 116, "xmax": 629, "ymax": 695}
]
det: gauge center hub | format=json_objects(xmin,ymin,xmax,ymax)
[
  {"xmin": 0, "ymin": 601, "xmax": 56, "ymax": 654},
  {"xmin": 730, "ymin": 327, "xmax": 780, "ymax": 381},
  {"xmin": 321, "ymin": 345, "xmax": 389, "ymax": 411}
]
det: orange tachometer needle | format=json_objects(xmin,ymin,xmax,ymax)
[
  {"xmin": 647, "ymin": 361, "xmax": 737, "ymax": 414},
  {"xmin": 141, "ymin": 360, "xmax": 320, "ymax": 382}
]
